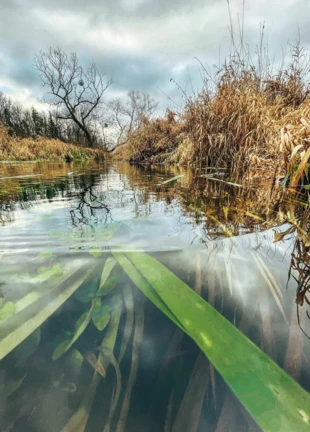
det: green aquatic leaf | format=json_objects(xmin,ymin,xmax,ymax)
[
  {"xmin": 0, "ymin": 302, "xmax": 14, "ymax": 321},
  {"xmin": 115, "ymin": 306, "xmax": 143, "ymax": 432},
  {"xmin": 113, "ymin": 253, "xmax": 185, "ymax": 332},
  {"xmin": 53, "ymin": 307, "xmax": 94, "ymax": 360},
  {"xmin": 15, "ymin": 266, "xmax": 84, "ymax": 314},
  {"xmin": 61, "ymin": 299, "xmax": 122, "ymax": 432},
  {"xmin": 92, "ymin": 303, "xmax": 110, "ymax": 331},
  {"xmin": 118, "ymin": 284, "xmax": 134, "ymax": 364},
  {"xmin": 66, "ymin": 349, "xmax": 84, "ymax": 377},
  {"xmin": 98, "ymin": 275, "xmax": 118, "ymax": 297},
  {"xmin": 125, "ymin": 251, "xmax": 310, "ymax": 432},
  {"xmin": 34, "ymin": 263, "xmax": 63, "ymax": 283},
  {"xmin": 0, "ymin": 268, "xmax": 92, "ymax": 361},
  {"xmin": 89, "ymin": 248, "xmax": 103, "ymax": 258},
  {"xmin": 52, "ymin": 340, "xmax": 71, "ymax": 361},
  {"xmin": 93, "ymin": 297, "xmax": 102, "ymax": 313},
  {"xmin": 75, "ymin": 273, "xmax": 99, "ymax": 303},
  {"xmin": 161, "ymin": 174, "xmax": 184, "ymax": 184},
  {"xmin": 99, "ymin": 257, "xmax": 116, "ymax": 291}
]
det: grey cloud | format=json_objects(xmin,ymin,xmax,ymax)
[
  {"xmin": 0, "ymin": 0, "xmax": 310, "ymax": 110},
  {"xmin": 29, "ymin": 0, "xmax": 212, "ymax": 18}
]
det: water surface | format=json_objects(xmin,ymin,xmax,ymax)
[{"xmin": 0, "ymin": 160, "xmax": 309, "ymax": 432}]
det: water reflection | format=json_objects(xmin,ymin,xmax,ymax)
[{"xmin": 0, "ymin": 161, "xmax": 310, "ymax": 431}]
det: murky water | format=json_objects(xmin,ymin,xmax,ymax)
[{"xmin": 0, "ymin": 160, "xmax": 309, "ymax": 431}]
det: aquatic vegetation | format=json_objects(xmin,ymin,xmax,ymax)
[
  {"xmin": 1, "ymin": 161, "xmax": 310, "ymax": 431},
  {"xmin": 0, "ymin": 244, "xmax": 309, "ymax": 431}
]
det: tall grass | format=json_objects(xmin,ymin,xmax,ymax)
[
  {"xmin": 116, "ymin": 37, "xmax": 310, "ymax": 186},
  {"xmin": 0, "ymin": 125, "xmax": 104, "ymax": 161}
]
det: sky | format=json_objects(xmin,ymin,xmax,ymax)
[{"xmin": 0, "ymin": 0, "xmax": 310, "ymax": 111}]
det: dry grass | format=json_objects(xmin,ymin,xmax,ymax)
[
  {"xmin": 115, "ymin": 110, "xmax": 186, "ymax": 164},
  {"xmin": 116, "ymin": 42, "xmax": 310, "ymax": 186},
  {"xmin": 0, "ymin": 125, "xmax": 104, "ymax": 161}
]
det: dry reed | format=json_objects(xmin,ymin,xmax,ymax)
[
  {"xmin": 0, "ymin": 125, "xmax": 104, "ymax": 161},
  {"xmin": 116, "ymin": 41, "xmax": 310, "ymax": 186}
]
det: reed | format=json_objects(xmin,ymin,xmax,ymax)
[{"xmin": 116, "ymin": 40, "xmax": 310, "ymax": 187}]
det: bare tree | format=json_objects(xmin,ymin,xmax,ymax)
[
  {"xmin": 105, "ymin": 90, "xmax": 158, "ymax": 151},
  {"xmin": 34, "ymin": 47, "xmax": 112, "ymax": 148}
]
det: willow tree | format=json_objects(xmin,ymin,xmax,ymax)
[{"xmin": 34, "ymin": 47, "xmax": 112, "ymax": 148}]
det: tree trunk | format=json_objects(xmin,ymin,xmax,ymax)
[{"xmin": 83, "ymin": 128, "xmax": 93, "ymax": 148}]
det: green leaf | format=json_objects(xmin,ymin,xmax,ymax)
[
  {"xmin": 89, "ymin": 248, "xmax": 102, "ymax": 258},
  {"xmin": 0, "ymin": 302, "xmax": 14, "ymax": 322},
  {"xmin": 93, "ymin": 297, "xmax": 102, "ymax": 313},
  {"xmin": 75, "ymin": 273, "xmax": 99, "ymax": 303},
  {"xmin": 125, "ymin": 251, "xmax": 310, "ymax": 432},
  {"xmin": 161, "ymin": 174, "xmax": 184, "ymax": 184},
  {"xmin": 61, "ymin": 298, "xmax": 122, "ymax": 432},
  {"xmin": 98, "ymin": 275, "xmax": 118, "ymax": 297},
  {"xmin": 15, "ymin": 266, "xmax": 85, "ymax": 314},
  {"xmin": 52, "ymin": 340, "xmax": 71, "ymax": 361},
  {"xmin": 99, "ymin": 257, "xmax": 116, "ymax": 291},
  {"xmin": 34, "ymin": 263, "xmax": 63, "ymax": 283},
  {"xmin": 53, "ymin": 307, "xmax": 94, "ymax": 360},
  {"xmin": 0, "ymin": 268, "xmax": 92, "ymax": 361},
  {"xmin": 92, "ymin": 304, "xmax": 110, "ymax": 331},
  {"xmin": 66, "ymin": 349, "xmax": 84, "ymax": 377},
  {"xmin": 113, "ymin": 253, "xmax": 185, "ymax": 332}
]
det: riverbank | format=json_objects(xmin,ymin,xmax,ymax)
[
  {"xmin": 115, "ymin": 44, "xmax": 310, "ymax": 187},
  {"xmin": 0, "ymin": 125, "xmax": 104, "ymax": 162},
  {"xmin": 116, "ymin": 92, "xmax": 310, "ymax": 183}
]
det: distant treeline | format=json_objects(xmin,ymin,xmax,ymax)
[{"xmin": 0, "ymin": 92, "xmax": 104, "ymax": 147}]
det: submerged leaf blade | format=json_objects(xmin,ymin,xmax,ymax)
[
  {"xmin": 113, "ymin": 252, "xmax": 186, "ymax": 332},
  {"xmin": 0, "ymin": 302, "xmax": 14, "ymax": 322},
  {"xmin": 0, "ymin": 268, "xmax": 92, "ymax": 361},
  {"xmin": 126, "ymin": 251, "xmax": 310, "ymax": 432}
]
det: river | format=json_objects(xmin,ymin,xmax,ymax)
[{"xmin": 0, "ymin": 160, "xmax": 309, "ymax": 432}]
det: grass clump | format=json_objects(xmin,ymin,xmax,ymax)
[
  {"xmin": 0, "ymin": 125, "xmax": 104, "ymax": 162},
  {"xmin": 116, "ymin": 40, "xmax": 310, "ymax": 186}
]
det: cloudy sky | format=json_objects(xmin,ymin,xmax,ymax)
[{"xmin": 0, "ymin": 0, "xmax": 309, "ymax": 111}]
